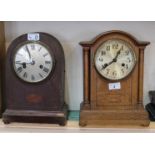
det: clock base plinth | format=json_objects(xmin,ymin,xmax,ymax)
[
  {"xmin": 2, "ymin": 104, "xmax": 68, "ymax": 126},
  {"xmin": 79, "ymin": 103, "xmax": 150, "ymax": 127}
]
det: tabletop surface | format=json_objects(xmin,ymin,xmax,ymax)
[{"xmin": 0, "ymin": 119, "xmax": 155, "ymax": 133}]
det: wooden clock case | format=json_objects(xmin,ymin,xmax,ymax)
[
  {"xmin": 0, "ymin": 22, "xmax": 5, "ymax": 117},
  {"xmin": 2, "ymin": 32, "xmax": 68, "ymax": 125},
  {"xmin": 79, "ymin": 30, "xmax": 150, "ymax": 127}
]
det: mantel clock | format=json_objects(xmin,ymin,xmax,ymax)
[
  {"xmin": 3, "ymin": 32, "xmax": 68, "ymax": 125},
  {"xmin": 79, "ymin": 30, "xmax": 150, "ymax": 126}
]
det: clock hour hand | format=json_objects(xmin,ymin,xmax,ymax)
[
  {"xmin": 102, "ymin": 60, "xmax": 113, "ymax": 70},
  {"xmin": 15, "ymin": 62, "xmax": 28, "ymax": 68},
  {"xmin": 16, "ymin": 60, "xmax": 35, "ymax": 66},
  {"xmin": 15, "ymin": 62, "xmax": 32, "ymax": 65}
]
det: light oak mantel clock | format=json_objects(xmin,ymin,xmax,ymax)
[
  {"xmin": 2, "ymin": 32, "xmax": 68, "ymax": 125},
  {"xmin": 79, "ymin": 30, "xmax": 150, "ymax": 126}
]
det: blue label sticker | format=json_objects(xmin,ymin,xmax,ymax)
[
  {"xmin": 109, "ymin": 82, "xmax": 121, "ymax": 90},
  {"xmin": 27, "ymin": 33, "xmax": 40, "ymax": 41}
]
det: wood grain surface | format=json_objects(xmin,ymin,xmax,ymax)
[
  {"xmin": 79, "ymin": 30, "xmax": 150, "ymax": 127},
  {"xmin": 3, "ymin": 32, "xmax": 68, "ymax": 125}
]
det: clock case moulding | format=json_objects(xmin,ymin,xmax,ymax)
[
  {"xmin": 79, "ymin": 30, "xmax": 150, "ymax": 127},
  {"xmin": 2, "ymin": 32, "xmax": 68, "ymax": 126}
]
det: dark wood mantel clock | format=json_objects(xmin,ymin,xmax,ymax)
[
  {"xmin": 79, "ymin": 30, "xmax": 150, "ymax": 126},
  {"xmin": 2, "ymin": 32, "xmax": 68, "ymax": 125}
]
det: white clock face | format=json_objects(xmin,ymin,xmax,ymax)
[
  {"xmin": 13, "ymin": 42, "xmax": 53, "ymax": 83},
  {"xmin": 94, "ymin": 39, "xmax": 136, "ymax": 80}
]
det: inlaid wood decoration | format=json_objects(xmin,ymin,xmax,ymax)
[
  {"xmin": 2, "ymin": 32, "xmax": 68, "ymax": 125},
  {"xmin": 79, "ymin": 30, "xmax": 150, "ymax": 126},
  {"xmin": 0, "ymin": 22, "xmax": 5, "ymax": 117}
]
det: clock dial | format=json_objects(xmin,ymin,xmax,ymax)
[
  {"xmin": 13, "ymin": 42, "xmax": 53, "ymax": 83},
  {"xmin": 94, "ymin": 39, "xmax": 136, "ymax": 80}
]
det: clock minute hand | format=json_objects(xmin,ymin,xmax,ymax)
[
  {"xmin": 25, "ymin": 45, "xmax": 32, "ymax": 62},
  {"xmin": 113, "ymin": 49, "xmax": 121, "ymax": 61}
]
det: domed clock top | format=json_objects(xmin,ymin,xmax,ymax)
[{"xmin": 3, "ymin": 32, "xmax": 68, "ymax": 125}]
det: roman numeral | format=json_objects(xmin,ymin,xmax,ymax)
[
  {"xmin": 120, "ymin": 45, "xmax": 124, "ymax": 50},
  {"xmin": 17, "ymin": 53, "xmax": 23, "ymax": 56},
  {"xmin": 31, "ymin": 75, "xmax": 35, "ymax": 81},
  {"xmin": 15, "ymin": 61, "xmax": 21, "ymax": 63},
  {"xmin": 99, "ymin": 57, "xmax": 103, "ymax": 62},
  {"xmin": 43, "ymin": 67, "xmax": 49, "ymax": 73},
  {"xmin": 39, "ymin": 73, "xmax": 43, "ymax": 78},
  {"xmin": 112, "ymin": 44, "xmax": 118, "ymax": 49},
  {"xmin": 127, "ymin": 57, "xmax": 131, "ymax": 63},
  {"xmin": 23, "ymin": 72, "xmax": 27, "ymax": 78},
  {"xmin": 106, "ymin": 69, "xmax": 110, "ymax": 75},
  {"xmin": 17, "ymin": 67, "xmax": 22, "ymax": 73},
  {"xmin": 101, "ymin": 51, "xmax": 106, "ymax": 55},
  {"xmin": 30, "ymin": 44, "xmax": 35, "ymax": 50},
  {"xmin": 43, "ymin": 53, "xmax": 48, "ymax": 57},
  {"xmin": 38, "ymin": 47, "xmax": 42, "ymax": 52},
  {"xmin": 121, "ymin": 69, "xmax": 124, "ymax": 74},
  {"xmin": 106, "ymin": 46, "xmax": 110, "ymax": 51},
  {"xmin": 112, "ymin": 71, "xmax": 117, "ymax": 77},
  {"xmin": 45, "ymin": 61, "xmax": 51, "ymax": 64},
  {"xmin": 126, "ymin": 64, "xmax": 129, "ymax": 69},
  {"xmin": 125, "ymin": 50, "xmax": 129, "ymax": 55}
]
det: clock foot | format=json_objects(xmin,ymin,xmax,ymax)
[
  {"xmin": 79, "ymin": 120, "xmax": 87, "ymax": 127},
  {"xmin": 3, "ymin": 118, "xmax": 10, "ymax": 124},
  {"xmin": 59, "ymin": 121, "xmax": 66, "ymax": 126},
  {"xmin": 141, "ymin": 123, "xmax": 150, "ymax": 127}
]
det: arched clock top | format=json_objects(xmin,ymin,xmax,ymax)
[
  {"xmin": 79, "ymin": 30, "xmax": 150, "ymax": 48},
  {"xmin": 3, "ymin": 32, "xmax": 68, "ymax": 125},
  {"xmin": 79, "ymin": 30, "xmax": 150, "ymax": 127}
]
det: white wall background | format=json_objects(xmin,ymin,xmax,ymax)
[{"xmin": 4, "ymin": 21, "xmax": 155, "ymax": 110}]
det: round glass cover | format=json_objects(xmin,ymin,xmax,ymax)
[
  {"xmin": 94, "ymin": 39, "xmax": 136, "ymax": 80},
  {"xmin": 13, "ymin": 42, "xmax": 53, "ymax": 83}
]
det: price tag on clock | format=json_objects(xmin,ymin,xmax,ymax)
[
  {"xmin": 108, "ymin": 82, "xmax": 121, "ymax": 90},
  {"xmin": 27, "ymin": 33, "xmax": 40, "ymax": 41}
]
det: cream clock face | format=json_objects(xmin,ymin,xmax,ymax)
[
  {"xmin": 94, "ymin": 39, "xmax": 136, "ymax": 80},
  {"xmin": 13, "ymin": 42, "xmax": 53, "ymax": 83}
]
